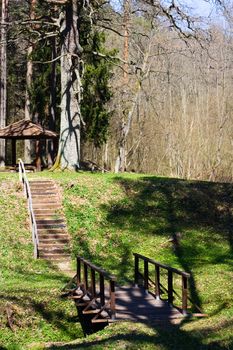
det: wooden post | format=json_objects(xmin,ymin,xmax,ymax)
[
  {"xmin": 12, "ymin": 139, "xmax": 16, "ymax": 166},
  {"xmin": 168, "ymin": 271, "xmax": 173, "ymax": 305},
  {"xmin": 182, "ymin": 276, "xmax": 188, "ymax": 315},
  {"xmin": 134, "ymin": 254, "xmax": 139, "ymax": 287},
  {"xmin": 84, "ymin": 263, "xmax": 88, "ymax": 291},
  {"xmin": 77, "ymin": 257, "xmax": 81, "ymax": 285},
  {"xmin": 110, "ymin": 280, "xmax": 116, "ymax": 320},
  {"xmin": 99, "ymin": 274, "xmax": 105, "ymax": 306},
  {"xmin": 144, "ymin": 260, "xmax": 149, "ymax": 292},
  {"xmin": 35, "ymin": 140, "xmax": 41, "ymax": 171},
  {"xmin": 90, "ymin": 268, "xmax": 96, "ymax": 297},
  {"xmin": 155, "ymin": 265, "xmax": 160, "ymax": 300}
]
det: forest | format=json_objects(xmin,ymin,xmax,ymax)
[
  {"xmin": 0, "ymin": 0, "xmax": 232, "ymax": 181},
  {"xmin": 0, "ymin": 2, "xmax": 233, "ymax": 349}
]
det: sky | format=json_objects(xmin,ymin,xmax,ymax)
[
  {"xmin": 180, "ymin": 0, "xmax": 226, "ymax": 27},
  {"xmin": 180, "ymin": 0, "xmax": 214, "ymax": 16}
]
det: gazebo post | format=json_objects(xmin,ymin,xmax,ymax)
[
  {"xmin": 12, "ymin": 139, "xmax": 16, "ymax": 166},
  {"xmin": 35, "ymin": 140, "xmax": 41, "ymax": 171}
]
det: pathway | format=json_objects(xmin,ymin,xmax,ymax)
[{"xmin": 30, "ymin": 179, "xmax": 71, "ymax": 270}]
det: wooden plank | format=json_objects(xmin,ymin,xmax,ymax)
[{"xmin": 114, "ymin": 286, "xmax": 184, "ymax": 323}]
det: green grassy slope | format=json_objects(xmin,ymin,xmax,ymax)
[
  {"xmin": 36, "ymin": 171, "xmax": 233, "ymax": 350},
  {"xmin": 0, "ymin": 174, "xmax": 83, "ymax": 350},
  {"xmin": 0, "ymin": 171, "xmax": 232, "ymax": 349}
]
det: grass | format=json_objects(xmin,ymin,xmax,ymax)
[
  {"xmin": 0, "ymin": 170, "xmax": 232, "ymax": 349},
  {"xmin": 0, "ymin": 173, "xmax": 83, "ymax": 350}
]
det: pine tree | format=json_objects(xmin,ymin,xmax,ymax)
[{"xmin": 81, "ymin": 30, "xmax": 116, "ymax": 148}]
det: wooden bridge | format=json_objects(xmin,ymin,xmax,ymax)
[{"xmin": 64, "ymin": 254, "xmax": 191, "ymax": 325}]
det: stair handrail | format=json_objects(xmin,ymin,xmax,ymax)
[{"xmin": 18, "ymin": 158, "xmax": 39, "ymax": 258}]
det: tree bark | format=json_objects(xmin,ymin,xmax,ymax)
[
  {"xmin": 123, "ymin": 0, "xmax": 130, "ymax": 85},
  {"xmin": 48, "ymin": 35, "xmax": 57, "ymax": 167},
  {"xmin": 0, "ymin": 0, "xmax": 8, "ymax": 167},
  {"xmin": 58, "ymin": 0, "xmax": 82, "ymax": 170},
  {"xmin": 115, "ymin": 27, "xmax": 153, "ymax": 173},
  {"xmin": 24, "ymin": 0, "xmax": 36, "ymax": 164}
]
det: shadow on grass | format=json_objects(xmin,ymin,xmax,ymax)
[
  {"xmin": 46, "ymin": 319, "xmax": 233, "ymax": 350},
  {"xmin": 0, "ymin": 261, "xmax": 84, "ymax": 341},
  {"xmin": 51, "ymin": 175, "xmax": 233, "ymax": 349},
  {"xmin": 105, "ymin": 176, "xmax": 233, "ymax": 241},
  {"xmin": 103, "ymin": 175, "xmax": 233, "ymax": 282}
]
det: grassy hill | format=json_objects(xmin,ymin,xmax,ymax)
[{"xmin": 0, "ymin": 171, "xmax": 232, "ymax": 349}]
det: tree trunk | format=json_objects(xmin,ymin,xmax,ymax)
[
  {"xmin": 48, "ymin": 36, "xmax": 57, "ymax": 167},
  {"xmin": 0, "ymin": 0, "xmax": 8, "ymax": 167},
  {"xmin": 123, "ymin": 0, "xmax": 130, "ymax": 85},
  {"xmin": 58, "ymin": 1, "xmax": 82, "ymax": 170},
  {"xmin": 24, "ymin": 0, "xmax": 36, "ymax": 164},
  {"xmin": 115, "ymin": 27, "xmax": 154, "ymax": 173},
  {"xmin": 114, "ymin": 87, "xmax": 141, "ymax": 173},
  {"xmin": 115, "ymin": 0, "xmax": 131, "ymax": 173}
]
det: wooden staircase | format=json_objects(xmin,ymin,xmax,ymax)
[{"xmin": 29, "ymin": 180, "xmax": 71, "ymax": 261}]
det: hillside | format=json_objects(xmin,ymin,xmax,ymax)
[{"xmin": 0, "ymin": 171, "xmax": 232, "ymax": 349}]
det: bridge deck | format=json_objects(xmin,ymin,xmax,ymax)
[{"xmin": 114, "ymin": 286, "xmax": 184, "ymax": 324}]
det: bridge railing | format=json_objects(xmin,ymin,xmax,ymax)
[
  {"xmin": 18, "ymin": 158, "xmax": 39, "ymax": 259},
  {"xmin": 134, "ymin": 253, "xmax": 190, "ymax": 315},
  {"xmin": 73, "ymin": 256, "xmax": 116, "ymax": 323}
]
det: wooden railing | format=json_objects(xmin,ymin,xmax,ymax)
[
  {"xmin": 18, "ymin": 158, "xmax": 39, "ymax": 259},
  {"xmin": 134, "ymin": 253, "xmax": 190, "ymax": 315},
  {"xmin": 70, "ymin": 256, "xmax": 116, "ymax": 323}
]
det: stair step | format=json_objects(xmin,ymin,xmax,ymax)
[
  {"xmin": 33, "ymin": 198, "xmax": 58, "ymax": 201},
  {"xmin": 38, "ymin": 228, "xmax": 67, "ymax": 233},
  {"xmin": 30, "ymin": 187, "xmax": 55, "ymax": 190},
  {"xmin": 35, "ymin": 209, "xmax": 62, "ymax": 213},
  {"xmin": 39, "ymin": 232, "xmax": 69, "ymax": 237},
  {"xmin": 38, "ymin": 233, "xmax": 69, "ymax": 238},
  {"xmin": 30, "ymin": 185, "xmax": 57, "ymax": 192},
  {"xmin": 29, "ymin": 179, "xmax": 54, "ymax": 185},
  {"xmin": 32, "ymin": 196, "xmax": 60, "ymax": 200},
  {"xmin": 36, "ymin": 219, "xmax": 65, "ymax": 224},
  {"xmin": 33, "ymin": 203, "xmax": 61, "ymax": 208},
  {"xmin": 34, "ymin": 209, "xmax": 62, "ymax": 215},
  {"xmin": 39, "ymin": 253, "xmax": 71, "ymax": 260},
  {"xmin": 37, "ymin": 220, "xmax": 66, "ymax": 225},
  {"xmin": 37, "ymin": 225, "xmax": 66, "ymax": 230},
  {"xmin": 32, "ymin": 197, "xmax": 58, "ymax": 201},
  {"xmin": 31, "ymin": 187, "xmax": 56, "ymax": 190},
  {"xmin": 33, "ymin": 204, "xmax": 60, "ymax": 208},
  {"xmin": 39, "ymin": 238, "xmax": 70, "ymax": 243},
  {"xmin": 36, "ymin": 218, "xmax": 64, "ymax": 222},
  {"xmin": 39, "ymin": 245, "xmax": 70, "ymax": 252},
  {"xmin": 31, "ymin": 188, "xmax": 56, "ymax": 192},
  {"xmin": 32, "ymin": 200, "xmax": 59, "ymax": 204},
  {"xmin": 32, "ymin": 199, "xmax": 61, "ymax": 209},
  {"xmin": 31, "ymin": 190, "xmax": 57, "ymax": 194}
]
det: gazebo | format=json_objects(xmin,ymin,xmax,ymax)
[{"xmin": 0, "ymin": 119, "xmax": 58, "ymax": 171}]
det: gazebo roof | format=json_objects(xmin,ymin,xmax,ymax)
[{"xmin": 0, "ymin": 119, "xmax": 58, "ymax": 139}]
